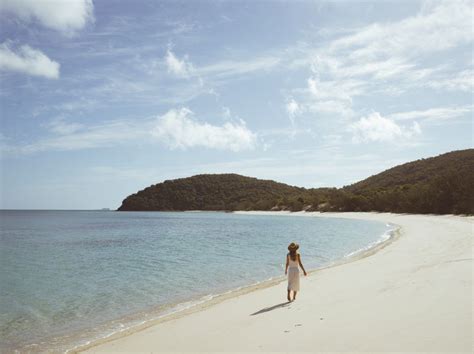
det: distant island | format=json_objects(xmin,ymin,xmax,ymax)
[{"xmin": 118, "ymin": 149, "xmax": 473, "ymax": 215}]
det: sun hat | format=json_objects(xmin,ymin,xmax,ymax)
[{"xmin": 288, "ymin": 242, "xmax": 299, "ymax": 251}]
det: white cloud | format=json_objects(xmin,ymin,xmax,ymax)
[
  {"xmin": 164, "ymin": 50, "xmax": 280, "ymax": 82},
  {"xmin": 308, "ymin": 100, "xmax": 354, "ymax": 118},
  {"xmin": 322, "ymin": 0, "xmax": 472, "ymax": 84},
  {"xmin": 338, "ymin": 57, "xmax": 415, "ymax": 80},
  {"xmin": 0, "ymin": 0, "xmax": 94, "ymax": 35},
  {"xmin": 350, "ymin": 112, "xmax": 421, "ymax": 143},
  {"xmin": 423, "ymin": 69, "xmax": 473, "ymax": 92},
  {"xmin": 26, "ymin": 120, "xmax": 146, "ymax": 153},
  {"xmin": 1, "ymin": 117, "xmax": 151, "ymax": 155},
  {"xmin": 289, "ymin": 0, "xmax": 472, "ymax": 124},
  {"xmin": 329, "ymin": 1, "xmax": 471, "ymax": 60},
  {"xmin": 286, "ymin": 98, "xmax": 301, "ymax": 124},
  {"xmin": 307, "ymin": 76, "xmax": 365, "ymax": 102},
  {"xmin": 305, "ymin": 76, "xmax": 358, "ymax": 117},
  {"xmin": 46, "ymin": 118, "xmax": 84, "ymax": 135},
  {"xmin": 152, "ymin": 108, "xmax": 257, "ymax": 151},
  {"xmin": 165, "ymin": 50, "xmax": 194, "ymax": 78},
  {"xmin": 2, "ymin": 109, "xmax": 258, "ymax": 154},
  {"xmin": 389, "ymin": 106, "xmax": 473, "ymax": 123},
  {"xmin": 0, "ymin": 42, "xmax": 59, "ymax": 79},
  {"xmin": 196, "ymin": 56, "xmax": 281, "ymax": 79}
]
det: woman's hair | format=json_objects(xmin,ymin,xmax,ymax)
[{"xmin": 289, "ymin": 249, "xmax": 297, "ymax": 261}]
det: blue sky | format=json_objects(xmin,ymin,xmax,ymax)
[{"xmin": 0, "ymin": 0, "xmax": 472, "ymax": 209}]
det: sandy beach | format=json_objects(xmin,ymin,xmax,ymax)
[{"xmin": 80, "ymin": 212, "xmax": 473, "ymax": 353}]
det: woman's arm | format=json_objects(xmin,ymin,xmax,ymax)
[
  {"xmin": 298, "ymin": 254, "xmax": 307, "ymax": 276},
  {"xmin": 285, "ymin": 254, "xmax": 289, "ymax": 275}
]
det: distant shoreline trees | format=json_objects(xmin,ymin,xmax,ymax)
[{"xmin": 118, "ymin": 149, "xmax": 474, "ymax": 215}]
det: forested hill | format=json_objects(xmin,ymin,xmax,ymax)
[
  {"xmin": 118, "ymin": 174, "xmax": 304, "ymax": 211},
  {"xmin": 341, "ymin": 149, "xmax": 473, "ymax": 214},
  {"xmin": 347, "ymin": 149, "xmax": 473, "ymax": 193},
  {"xmin": 118, "ymin": 149, "xmax": 474, "ymax": 215}
]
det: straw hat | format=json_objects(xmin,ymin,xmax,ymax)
[{"xmin": 288, "ymin": 242, "xmax": 299, "ymax": 251}]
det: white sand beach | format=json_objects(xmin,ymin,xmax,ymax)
[{"xmin": 80, "ymin": 212, "xmax": 473, "ymax": 353}]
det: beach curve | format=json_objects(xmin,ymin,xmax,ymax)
[{"xmin": 79, "ymin": 212, "xmax": 473, "ymax": 353}]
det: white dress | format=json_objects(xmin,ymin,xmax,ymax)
[{"xmin": 287, "ymin": 255, "xmax": 300, "ymax": 291}]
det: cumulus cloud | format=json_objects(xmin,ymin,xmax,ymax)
[
  {"xmin": 165, "ymin": 50, "xmax": 194, "ymax": 78},
  {"xmin": 0, "ymin": 42, "xmax": 60, "ymax": 79},
  {"xmin": 153, "ymin": 108, "xmax": 257, "ymax": 151},
  {"xmin": 350, "ymin": 112, "xmax": 421, "ymax": 143},
  {"xmin": 0, "ymin": 0, "xmax": 94, "ymax": 35},
  {"xmin": 2, "ymin": 108, "xmax": 258, "ymax": 155}
]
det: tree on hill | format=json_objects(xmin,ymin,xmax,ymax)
[{"xmin": 118, "ymin": 149, "xmax": 474, "ymax": 215}]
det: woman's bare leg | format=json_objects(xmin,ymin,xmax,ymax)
[
  {"xmin": 287, "ymin": 290, "xmax": 291, "ymax": 302},
  {"xmin": 293, "ymin": 291, "xmax": 297, "ymax": 301}
]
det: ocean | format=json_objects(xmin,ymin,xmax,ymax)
[{"xmin": 0, "ymin": 210, "xmax": 394, "ymax": 352}]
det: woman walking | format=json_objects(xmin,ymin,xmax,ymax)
[{"xmin": 285, "ymin": 242, "xmax": 307, "ymax": 302}]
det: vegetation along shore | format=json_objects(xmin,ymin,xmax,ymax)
[{"xmin": 118, "ymin": 149, "xmax": 473, "ymax": 215}]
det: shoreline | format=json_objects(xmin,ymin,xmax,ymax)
[
  {"xmin": 9, "ymin": 211, "xmax": 393, "ymax": 353},
  {"xmin": 79, "ymin": 211, "xmax": 473, "ymax": 352},
  {"xmin": 74, "ymin": 211, "xmax": 402, "ymax": 353}
]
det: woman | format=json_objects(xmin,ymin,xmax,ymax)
[{"xmin": 285, "ymin": 242, "xmax": 307, "ymax": 302}]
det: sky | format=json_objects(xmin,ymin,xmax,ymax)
[{"xmin": 0, "ymin": 0, "xmax": 472, "ymax": 209}]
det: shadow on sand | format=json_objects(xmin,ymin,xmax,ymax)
[{"xmin": 250, "ymin": 301, "xmax": 291, "ymax": 316}]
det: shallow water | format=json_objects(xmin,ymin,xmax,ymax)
[{"xmin": 0, "ymin": 210, "xmax": 390, "ymax": 352}]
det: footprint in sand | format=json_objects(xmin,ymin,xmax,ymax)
[
  {"xmin": 294, "ymin": 324, "xmax": 302, "ymax": 327},
  {"xmin": 284, "ymin": 330, "xmax": 290, "ymax": 333}
]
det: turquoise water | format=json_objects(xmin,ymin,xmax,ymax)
[{"xmin": 0, "ymin": 211, "xmax": 392, "ymax": 352}]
